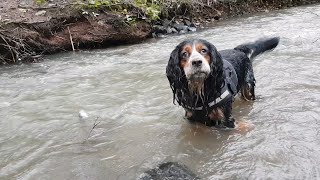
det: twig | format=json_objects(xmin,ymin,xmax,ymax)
[
  {"xmin": 313, "ymin": 38, "xmax": 319, "ymax": 44},
  {"xmin": 86, "ymin": 117, "xmax": 101, "ymax": 140},
  {"xmin": 67, "ymin": 26, "xmax": 75, "ymax": 51},
  {"xmin": 168, "ymin": 15, "xmax": 177, "ymax": 25},
  {"xmin": 0, "ymin": 33, "xmax": 16, "ymax": 63}
]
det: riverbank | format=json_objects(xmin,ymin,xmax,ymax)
[{"xmin": 0, "ymin": 0, "xmax": 319, "ymax": 64}]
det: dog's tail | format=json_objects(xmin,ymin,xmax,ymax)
[{"xmin": 234, "ymin": 37, "xmax": 280, "ymax": 61}]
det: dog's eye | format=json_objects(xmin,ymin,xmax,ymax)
[
  {"xmin": 181, "ymin": 52, "xmax": 188, "ymax": 58},
  {"xmin": 200, "ymin": 49, "xmax": 207, "ymax": 54}
]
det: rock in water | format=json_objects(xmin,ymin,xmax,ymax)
[
  {"xmin": 140, "ymin": 162, "xmax": 199, "ymax": 180},
  {"xmin": 79, "ymin": 110, "xmax": 88, "ymax": 119},
  {"xmin": 188, "ymin": 27, "xmax": 197, "ymax": 32}
]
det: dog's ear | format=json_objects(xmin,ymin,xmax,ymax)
[
  {"xmin": 208, "ymin": 42, "xmax": 225, "ymax": 94},
  {"xmin": 166, "ymin": 46, "xmax": 184, "ymax": 104}
]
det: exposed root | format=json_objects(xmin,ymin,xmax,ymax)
[{"xmin": 0, "ymin": 30, "xmax": 40, "ymax": 64}]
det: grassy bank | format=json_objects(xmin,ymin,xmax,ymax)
[{"xmin": 0, "ymin": 0, "xmax": 319, "ymax": 64}]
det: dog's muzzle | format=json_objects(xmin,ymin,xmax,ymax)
[{"xmin": 189, "ymin": 71, "xmax": 208, "ymax": 81}]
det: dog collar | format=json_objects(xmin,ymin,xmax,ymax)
[{"xmin": 183, "ymin": 86, "xmax": 231, "ymax": 111}]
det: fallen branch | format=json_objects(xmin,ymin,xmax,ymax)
[{"xmin": 67, "ymin": 26, "xmax": 75, "ymax": 51}]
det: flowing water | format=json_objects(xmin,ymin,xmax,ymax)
[{"xmin": 1, "ymin": 4, "xmax": 320, "ymax": 180}]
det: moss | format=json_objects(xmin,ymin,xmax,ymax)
[{"xmin": 34, "ymin": 0, "xmax": 47, "ymax": 5}]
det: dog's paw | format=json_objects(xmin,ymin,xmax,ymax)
[
  {"xmin": 214, "ymin": 118, "xmax": 235, "ymax": 128},
  {"xmin": 241, "ymin": 83, "xmax": 255, "ymax": 101},
  {"xmin": 223, "ymin": 117, "xmax": 235, "ymax": 128}
]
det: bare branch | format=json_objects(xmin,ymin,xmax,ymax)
[{"xmin": 86, "ymin": 117, "xmax": 101, "ymax": 140}]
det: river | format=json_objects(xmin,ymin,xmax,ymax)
[{"xmin": 1, "ymin": 4, "xmax": 320, "ymax": 180}]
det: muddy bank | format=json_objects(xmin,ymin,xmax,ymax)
[
  {"xmin": 0, "ymin": 0, "xmax": 319, "ymax": 64},
  {"xmin": 0, "ymin": 0, "xmax": 151, "ymax": 64}
]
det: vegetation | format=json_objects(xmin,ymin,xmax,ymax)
[
  {"xmin": 1, "ymin": 0, "xmax": 319, "ymax": 64},
  {"xmin": 79, "ymin": 0, "xmax": 164, "ymax": 21},
  {"xmin": 78, "ymin": 0, "xmax": 319, "ymax": 23},
  {"xmin": 34, "ymin": 0, "xmax": 47, "ymax": 5},
  {"xmin": 35, "ymin": 0, "xmax": 320, "ymax": 23}
]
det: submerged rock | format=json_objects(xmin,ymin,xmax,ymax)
[
  {"xmin": 173, "ymin": 23, "xmax": 188, "ymax": 32},
  {"xmin": 188, "ymin": 27, "xmax": 197, "ymax": 32},
  {"xmin": 153, "ymin": 25, "xmax": 167, "ymax": 34},
  {"xmin": 166, "ymin": 27, "xmax": 173, "ymax": 34},
  {"xmin": 183, "ymin": 19, "xmax": 196, "ymax": 28},
  {"xmin": 179, "ymin": 29, "xmax": 188, "ymax": 34},
  {"xmin": 171, "ymin": 28, "xmax": 178, "ymax": 34},
  {"xmin": 161, "ymin": 18, "xmax": 170, "ymax": 27},
  {"xmin": 79, "ymin": 110, "xmax": 88, "ymax": 119},
  {"xmin": 140, "ymin": 162, "xmax": 199, "ymax": 180}
]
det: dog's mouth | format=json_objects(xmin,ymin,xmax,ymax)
[
  {"xmin": 188, "ymin": 71, "xmax": 208, "ymax": 81},
  {"xmin": 187, "ymin": 71, "xmax": 208, "ymax": 95}
]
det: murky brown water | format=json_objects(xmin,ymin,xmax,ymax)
[{"xmin": 1, "ymin": 4, "xmax": 320, "ymax": 180}]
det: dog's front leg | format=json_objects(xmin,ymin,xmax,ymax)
[
  {"xmin": 222, "ymin": 102, "xmax": 235, "ymax": 128},
  {"xmin": 208, "ymin": 106, "xmax": 235, "ymax": 128}
]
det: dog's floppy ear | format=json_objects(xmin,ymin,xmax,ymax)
[
  {"xmin": 208, "ymin": 42, "xmax": 225, "ymax": 94},
  {"xmin": 166, "ymin": 46, "xmax": 184, "ymax": 104}
]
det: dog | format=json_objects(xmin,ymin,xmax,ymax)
[{"xmin": 166, "ymin": 37, "xmax": 280, "ymax": 128}]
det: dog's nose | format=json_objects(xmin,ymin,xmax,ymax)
[{"xmin": 192, "ymin": 60, "xmax": 202, "ymax": 67}]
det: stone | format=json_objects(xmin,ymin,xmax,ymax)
[
  {"xmin": 173, "ymin": 23, "xmax": 188, "ymax": 31},
  {"xmin": 48, "ymin": 3, "xmax": 56, "ymax": 8},
  {"xmin": 188, "ymin": 27, "xmax": 197, "ymax": 32},
  {"xmin": 35, "ymin": 10, "xmax": 46, "ymax": 16},
  {"xmin": 140, "ymin": 162, "xmax": 199, "ymax": 180},
  {"xmin": 152, "ymin": 32, "xmax": 157, "ymax": 38},
  {"xmin": 153, "ymin": 25, "xmax": 167, "ymax": 34},
  {"xmin": 79, "ymin": 110, "xmax": 88, "ymax": 119},
  {"xmin": 189, "ymin": 23, "xmax": 196, "ymax": 28},
  {"xmin": 213, "ymin": 16, "xmax": 221, "ymax": 20},
  {"xmin": 157, "ymin": 33, "xmax": 167, "ymax": 38},
  {"xmin": 161, "ymin": 18, "xmax": 170, "ymax": 27},
  {"xmin": 183, "ymin": 19, "xmax": 192, "ymax": 26},
  {"xmin": 171, "ymin": 28, "xmax": 178, "ymax": 34},
  {"xmin": 179, "ymin": 29, "xmax": 188, "ymax": 34},
  {"xmin": 18, "ymin": 8, "xmax": 27, "ymax": 13},
  {"xmin": 166, "ymin": 27, "xmax": 173, "ymax": 34}
]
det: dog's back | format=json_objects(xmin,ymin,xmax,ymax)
[
  {"xmin": 219, "ymin": 37, "xmax": 280, "ymax": 94},
  {"xmin": 220, "ymin": 37, "xmax": 280, "ymax": 64}
]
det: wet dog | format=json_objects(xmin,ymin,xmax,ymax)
[{"xmin": 166, "ymin": 37, "xmax": 280, "ymax": 128}]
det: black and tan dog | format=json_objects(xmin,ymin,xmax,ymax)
[{"xmin": 166, "ymin": 37, "xmax": 280, "ymax": 128}]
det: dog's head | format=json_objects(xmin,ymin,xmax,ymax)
[{"xmin": 166, "ymin": 39, "xmax": 225, "ymax": 105}]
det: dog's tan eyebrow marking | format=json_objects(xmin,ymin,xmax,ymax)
[
  {"xmin": 195, "ymin": 42, "xmax": 211, "ymax": 64},
  {"xmin": 181, "ymin": 44, "xmax": 192, "ymax": 55},
  {"xmin": 180, "ymin": 44, "xmax": 192, "ymax": 68}
]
